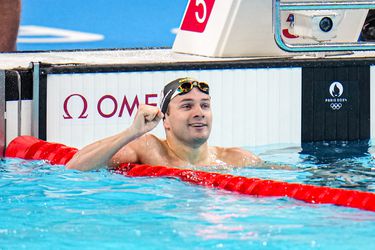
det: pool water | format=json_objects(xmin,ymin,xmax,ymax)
[{"xmin": 1, "ymin": 141, "xmax": 375, "ymax": 249}]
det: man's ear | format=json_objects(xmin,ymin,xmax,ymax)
[{"xmin": 163, "ymin": 114, "xmax": 171, "ymax": 130}]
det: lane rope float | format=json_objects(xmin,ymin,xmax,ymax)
[{"xmin": 5, "ymin": 135, "xmax": 375, "ymax": 212}]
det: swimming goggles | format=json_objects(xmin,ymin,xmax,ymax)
[
  {"xmin": 159, "ymin": 78, "xmax": 210, "ymax": 114},
  {"xmin": 175, "ymin": 79, "xmax": 209, "ymax": 96}
]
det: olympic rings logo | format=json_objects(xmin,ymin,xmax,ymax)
[{"xmin": 330, "ymin": 103, "xmax": 342, "ymax": 110}]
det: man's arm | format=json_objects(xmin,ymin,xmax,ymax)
[
  {"xmin": 0, "ymin": 0, "xmax": 21, "ymax": 52},
  {"xmin": 222, "ymin": 147, "xmax": 292, "ymax": 169},
  {"xmin": 221, "ymin": 147, "xmax": 262, "ymax": 167},
  {"xmin": 66, "ymin": 105, "xmax": 163, "ymax": 171}
]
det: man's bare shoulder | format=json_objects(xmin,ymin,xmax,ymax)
[
  {"xmin": 129, "ymin": 134, "xmax": 171, "ymax": 163},
  {"xmin": 129, "ymin": 134, "xmax": 166, "ymax": 151},
  {"xmin": 214, "ymin": 146, "xmax": 262, "ymax": 167},
  {"xmin": 111, "ymin": 134, "xmax": 167, "ymax": 167}
]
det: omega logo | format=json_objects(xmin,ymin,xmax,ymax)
[
  {"xmin": 63, "ymin": 94, "xmax": 88, "ymax": 119},
  {"xmin": 63, "ymin": 93, "xmax": 158, "ymax": 119}
]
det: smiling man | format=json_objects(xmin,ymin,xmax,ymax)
[{"xmin": 66, "ymin": 77, "xmax": 262, "ymax": 171}]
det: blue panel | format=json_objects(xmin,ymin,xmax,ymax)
[{"xmin": 18, "ymin": 0, "xmax": 187, "ymax": 50}]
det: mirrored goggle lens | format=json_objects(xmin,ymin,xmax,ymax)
[
  {"xmin": 178, "ymin": 82, "xmax": 194, "ymax": 93},
  {"xmin": 197, "ymin": 82, "xmax": 209, "ymax": 93},
  {"xmin": 178, "ymin": 81, "xmax": 209, "ymax": 94}
]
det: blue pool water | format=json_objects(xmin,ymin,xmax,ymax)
[{"xmin": 1, "ymin": 141, "xmax": 375, "ymax": 249}]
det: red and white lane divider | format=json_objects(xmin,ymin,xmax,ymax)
[{"xmin": 5, "ymin": 136, "xmax": 375, "ymax": 212}]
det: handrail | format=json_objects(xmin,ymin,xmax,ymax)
[
  {"xmin": 0, "ymin": 71, "xmax": 5, "ymax": 157},
  {"xmin": 273, "ymin": 0, "xmax": 375, "ymax": 52},
  {"xmin": 281, "ymin": 1, "xmax": 375, "ymax": 10}
]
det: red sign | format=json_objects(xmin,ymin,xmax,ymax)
[
  {"xmin": 282, "ymin": 14, "xmax": 299, "ymax": 39},
  {"xmin": 180, "ymin": 0, "xmax": 215, "ymax": 33}
]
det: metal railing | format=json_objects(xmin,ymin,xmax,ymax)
[
  {"xmin": 273, "ymin": 0, "xmax": 375, "ymax": 52},
  {"xmin": 0, "ymin": 71, "xmax": 5, "ymax": 157}
]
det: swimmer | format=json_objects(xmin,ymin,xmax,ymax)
[{"xmin": 67, "ymin": 77, "xmax": 285, "ymax": 171}]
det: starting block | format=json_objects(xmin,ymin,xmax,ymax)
[{"xmin": 172, "ymin": 0, "xmax": 368, "ymax": 57}]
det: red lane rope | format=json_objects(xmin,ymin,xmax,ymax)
[{"xmin": 5, "ymin": 136, "xmax": 375, "ymax": 212}]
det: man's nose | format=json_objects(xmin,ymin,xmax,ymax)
[{"xmin": 193, "ymin": 105, "xmax": 205, "ymax": 117}]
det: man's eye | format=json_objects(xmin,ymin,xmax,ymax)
[
  {"xmin": 181, "ymin": 104, "xmax": 191, "ymax": 109},
  {"xmin": 202, "ymin": 103, "xmax": 210, "ymax": 109}
]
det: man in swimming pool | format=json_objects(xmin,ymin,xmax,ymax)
[{"xmin": 66, "ymin": 77, "xmax": 263, "ymax": 171}]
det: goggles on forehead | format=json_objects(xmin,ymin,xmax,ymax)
[
  {"xmin": 160, "ymin": 78, "xmax": 210, "ymax": 114},
  {"xmin": 170, "ymin": 80, "xmax": 210, "ymax": 101},
  {"xmin": 177, "ymin": 80, "xmax": 209, "ymax": 94}
]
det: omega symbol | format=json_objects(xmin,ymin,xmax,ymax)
[{"xmin": 63, "ymin": 94, "xmax": 88, "ymax": 119}]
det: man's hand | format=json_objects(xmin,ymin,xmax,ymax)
[{"xmin": 130, "ymin": 104, "xmax": 164, "ymax": 137}]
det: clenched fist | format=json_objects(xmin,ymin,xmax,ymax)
[{"xmin": 129, "ymin": 104, "xmax": 164, "ymax": 137}]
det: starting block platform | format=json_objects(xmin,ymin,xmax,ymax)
[{"xmin": 173, "ymin": 0, "xmax": 369, "ymax": 57}]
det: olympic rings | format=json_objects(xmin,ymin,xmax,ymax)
[{"xmin": 330, "ymin": 103, "xmax": 342, "ymax": 110}]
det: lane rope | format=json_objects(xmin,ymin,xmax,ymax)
[{"xmin": 5, "ymin": 135, "xmax": 375, "ymax": 212}]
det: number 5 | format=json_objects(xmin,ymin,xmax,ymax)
[{"xmin": 195, "ymin": 0, "xmax": 207, "ymax": 24}]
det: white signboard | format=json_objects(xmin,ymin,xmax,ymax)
[{"xmin": 47, "ymin": 68, "xmax": 302, "ymax": 149}]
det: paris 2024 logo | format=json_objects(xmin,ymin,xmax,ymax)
[{"xmin": 325, "ymin": 81, "xmax": 347, "ymax": 111}]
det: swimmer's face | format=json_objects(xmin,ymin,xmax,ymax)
[{"xmin": 164, "ymin": 88, "xmax": 212, "ymax": 146}]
